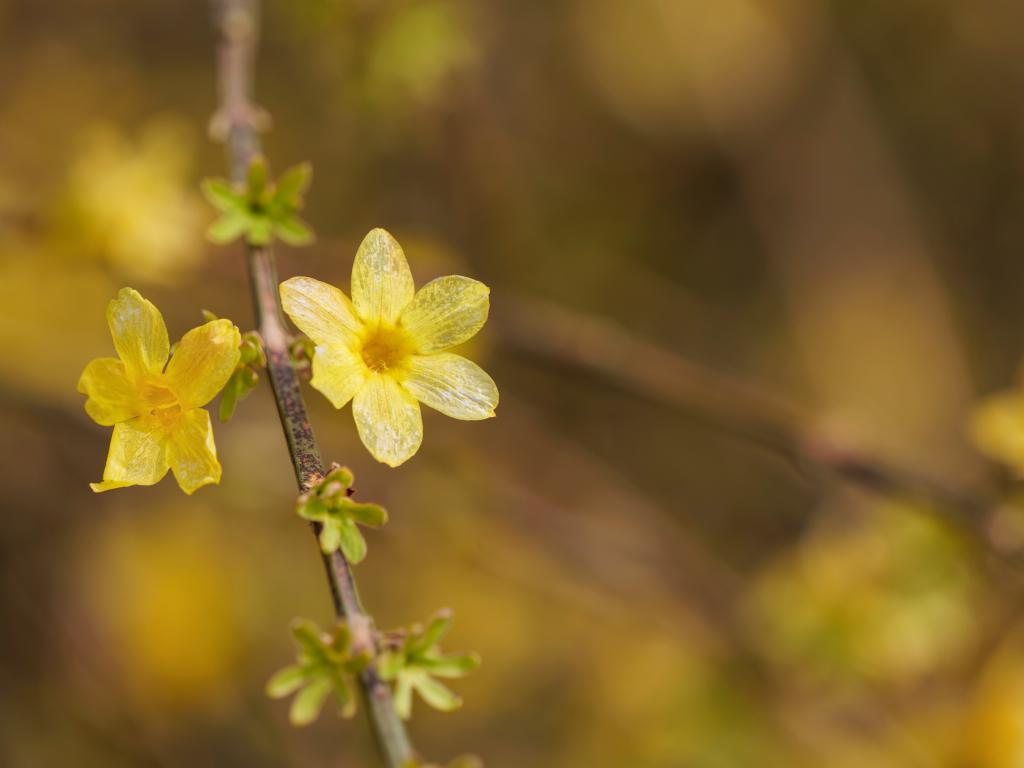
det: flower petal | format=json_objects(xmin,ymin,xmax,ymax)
[
  {"xmin": 311, "ymin": 344, "xmax": 369, "ymax": 408},
  {"xmin": 403, "ymin": 353, "xmax": 498, "ymax": 420},
  {"xmin": 352, "ymin": 374, "xmax": 423, "ymax": 467},
  {"xmin": 351, "ymin": 228, "xmax": 415, "ymax": 326},
  {"xmin": 280, "ymin": 276, "xmax": 362, "ymax": 347},
  {"xmin": 164, "ymin": 319, "xmax": 241, "ymax": 409},
  {"xmin": 90, "ymin": 416, "xmax": 169, "ymax": 492},
  {"xmin": 107, "ymin": 287, "xmax": 170, "ymax": 377},
  {"xmin": 167, "ymin": 408, "xmax": 221, "ymax": 495},
  {"xmin": 400, "ymin": 276, "xmax": 490, "ymax": 353},
  {"xmin": 78, "ymin": 357, "xmax": 142, "ymax": 426}
]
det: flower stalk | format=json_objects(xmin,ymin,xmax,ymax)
[{"xmin": 213, "ymin": 0, "xmax": 415, "ymax": 764}]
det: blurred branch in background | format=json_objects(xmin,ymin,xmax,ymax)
[{"xmin": 495, "ymin": 295, "xmax": 999, "ymax": 541}]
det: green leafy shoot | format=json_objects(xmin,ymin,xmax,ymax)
[
  {"xmin": 379, "ymin": 610, "xmax": 481, "ymax": 720},
  {"xmin": 202, "ymin": 155, "xmax": 314, "ymax": 247},
  {"xmin": 207, "ymin": 321, "xmax": 265, "ymax": 422},
  {"xmin": 296, "ymin": 464, "xmax": 388, "ymax": 564},
  {"xmin": 266, "ymin": 619, "xmax": 370, "ymax": 726}
]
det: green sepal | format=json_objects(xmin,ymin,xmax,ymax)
[{"xmin": 218, "ymin": 330, "xmax": 264, "ymax": 422}]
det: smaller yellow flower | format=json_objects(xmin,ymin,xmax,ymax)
[
  {"xmin": 79, "ymin": 288, "xmax": 241, "ymax": 494},
  {"xmin": 280, "ymin": 228, "xmax": 498, "ymax": 467}
]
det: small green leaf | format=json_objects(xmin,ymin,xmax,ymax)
[
  {"xmin": 319, "ymin": 521, "xmax": 343, "ymax": 555},
  {"xmin": 422, "ymin": 652, "xmax": 481, "ymax": 679},
  {"xmin": 218, "ymin": 374, "xmax": 242, "ymax": 423},
  {"xmin": 329, "ymin": 623, "xmax": 353, "ymax": 656},
  {"xmin": 323, "ymin": 465, "xmax": 355, "ymax": 490},
  {"xmin": 292, "ymin": 619, "xmax": 327, "ymax": 656},
  {"xmin": 337, "ymin": 519, "xmax": 368, "ymax": 564},
  {"xmin": 331, "ymin": 672, "xmax": 357, "ymax": 718},
  {"xmin": 275, "ymin": 163, "xmax": 312, "ymax": 206},
  {"xmin": 377, "ymin": 651, "xmax": 403, "ymax": 680},
  {"xmin": 412, "ymin": 678, "xmax": 461, "ymax": 716},
  {"xmin": 414, "ymin": 675, "xmax": 462, "ymax": 712},
  {"xmin": 410, "ymin": 613, "xmax": 452, "ymax": 655},
  {"xmin": 345, "ymin": 500, "xmax": 388, "ymax": 527},
  {"xmin": 289, "ymin": 677, "xmax": 333, "ymax": 726},
  {"xmin": 247, "ymin": 155, "xmax": 269, "ymax": 202},
  {"xmin": 274, "ymin": 216, "xmax": 315, "ymax": 246},
  {"xmin": 297, "ymin": 497, "xmax": 330, "ymax": 523},
  {"xmin": 247, "ymin": 217, "xmax": 274, "ymax": 246},
  {"xmin": 266, "ymin": 664, "xmax": 308, "ymax": 698},
  {"xmin": 201, "ymin": 178, "xmax": 243, "ymax": 211},
  {"xmin": 207, "ymin": 213, "xmax": 250, "ymax": 244},
  {"xmin": 394, "ymin": 675, "xmax": 414, "ymax": 720}
]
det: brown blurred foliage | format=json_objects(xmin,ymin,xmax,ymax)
[{"xmin": 4, "ymin": 0, "xmax": 1024, "ymax": 766}]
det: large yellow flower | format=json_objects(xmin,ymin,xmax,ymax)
[
  {"xmin": 280, "ymin": 228, "xmax": 498, "ymax": 467},
  {"xmin": 79, "ymin": 288, "xmax": 241, "ymax": 494}
]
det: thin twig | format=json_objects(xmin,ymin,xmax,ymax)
[{"xmin": 213, "ymin": 1, "xmax": 414, "ymax": 764}]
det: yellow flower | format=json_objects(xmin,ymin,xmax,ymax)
[
  {"xmin": 280, "ymin": 228, "xmax": 498, "ymax": 467},
  {"xmin": 78, "ymin": 288, "xmax": 241, "ymax": 494}
]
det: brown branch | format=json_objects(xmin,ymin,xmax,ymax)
[
  {"xmin": 213, "ymin": 1, "xmax": 414, "ymax": 764},
  {"xmin": 493, "ymin": 294, "xmax": 993, "ymax": 525}
]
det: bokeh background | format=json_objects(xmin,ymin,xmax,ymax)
[{"xmin": 6, "ymin": 0, "xmax": 1024, "ymax": 766}]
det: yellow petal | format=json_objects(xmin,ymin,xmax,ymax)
[
  {"xmin": 352, "ymin": 373, "xmax": 423, "ymax": 467},
  {"xmin": 311, "ymin": 343, "xmax": 370, "ymax": 408},
  {"xmin": 107, "ymin": 287, "xmax": 170, "ymax": 377},
  {"xmin": 164, "ymin": 319, "xmax": 241, "ymax": 409},
  {"xmin": 399, "ymin": 276, "xmax": 490, "ymax": 354},
  {"xmin": 280, "ymin": 276, "xmax": 363, "ymax": 347},
  {"xmin": 969, "ymin": 390, "xmax": 1024, "ymax": 475},
  {"xmin": 351, "ymin": 228, "xmax": 415, "ymax": 326},
  {"xmin": 90, "ymin": 416, "xmax": 169, "ymax": 492},
  {"xmin": 403, "ymin": 353, "xmax": 498, "ymax": 420},
  {"xmin": 167, "ymin": 408, "xmax": 221, "ymax": 495},
  {"xmin": 78, "ymin": 357, "xmax": 142, "ymax": 426}
]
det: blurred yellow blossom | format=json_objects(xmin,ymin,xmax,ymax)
[
  {"xmin": 745, "ymin": 501, "xmax": 980, "ymax": 688},
  {"xmin": 963, "ymin": 628, "xmax": 1024, "ymax": 768},
  {"xmin": 79, "ymin": 287, "xmax": 240, "ymax": 494},
  {"xmin": 280, "ymin": 228, "xmax": 497, "ymax": 467},
  {"xmin": 62, "ymin": 119, "xmax": 205, "ymax": 282},
  {"xmin": 366, "ymin": 0, "xmax": 479, "ymax": 111},
  {"xmin": 969, "ymin": 389, "xmax": 1024, "ymax": 475},
  {"xmin": 75, "ymin": 507, "xmax": 247, "ymax": 711}
]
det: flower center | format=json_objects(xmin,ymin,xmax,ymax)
[
  {"xmin": 139, "ymin": 379, "xmax": 179, "ymax": 417},
  {"xmin": 359, "ymin": 326, "xmax": 413, "ymax": 373}
]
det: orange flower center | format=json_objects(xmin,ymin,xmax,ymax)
[
  {"xmin": 139, "ymin": 379, "xmax": 181, "ymax": 421},
  {"xmin": 359, "ymin": 326, "xmax": 413, "ymax": 373}
]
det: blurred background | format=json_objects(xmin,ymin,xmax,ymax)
[{"xmin": 6, "ymin": 0, "xmax": 1024, "ymax": 766}]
